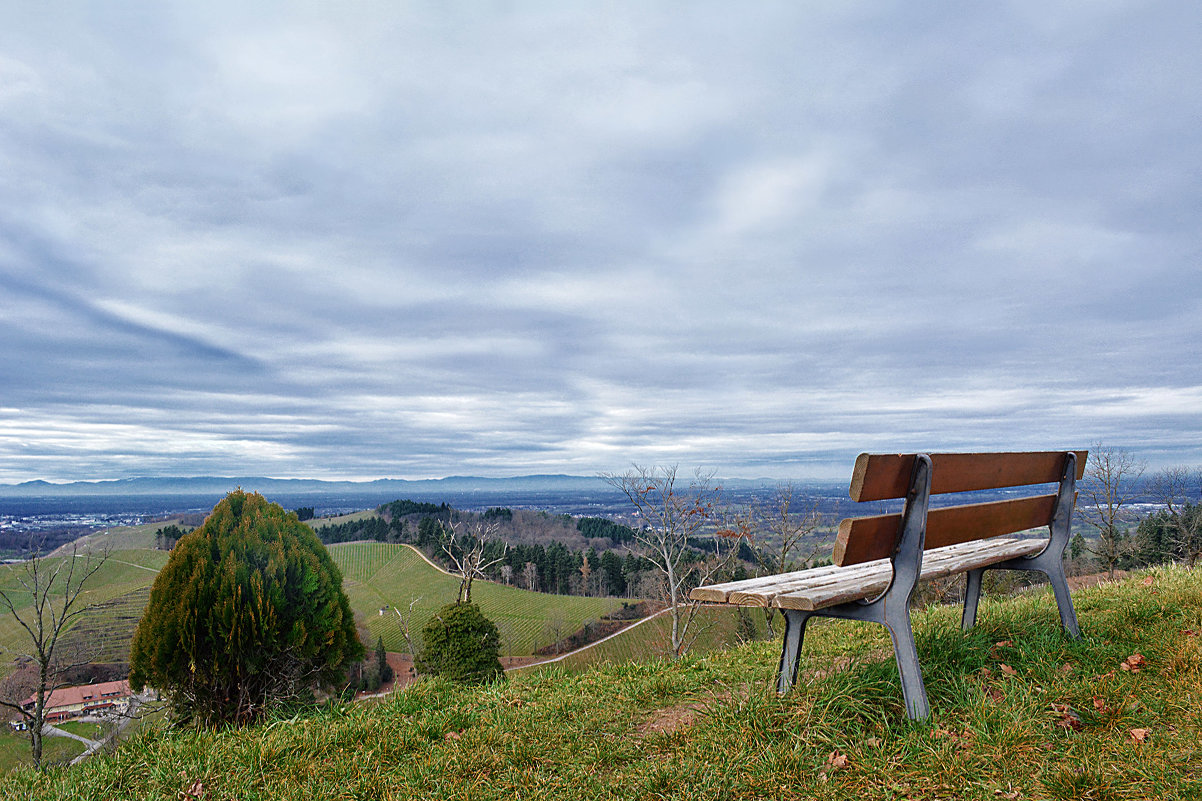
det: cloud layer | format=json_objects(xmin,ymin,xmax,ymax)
[{"xmin": 1, "ymin": 3, "xmax": 1199, "ymax": 481}]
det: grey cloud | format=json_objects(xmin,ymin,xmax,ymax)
[{"xmin": 0, "ymin": 2, "xmax": 1199, "ymax": 481}]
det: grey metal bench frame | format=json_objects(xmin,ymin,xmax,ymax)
[{"xmin": 691, "ymin": 450, "xmax": 1084, "ymax": 720}]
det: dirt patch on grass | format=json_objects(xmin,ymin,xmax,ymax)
[
  {"xmin": 634, "ymin": 686, "xmax": 747, "ymax": 738},
  {"xmin": 636, "ymin": 704, "xmax": 700, "ymax": 737},
  {"xmin": 1067, "ymin": 570, "xmax": 1129, "ymax": 590},
  {"xmin": 805, "ymin": 646, "xmax": 892, "ymax": 680}
]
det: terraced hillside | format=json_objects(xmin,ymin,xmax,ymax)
[
  {"xmin": 328, "ymin": 542, "xmax": 627, "ymax": 656},
  {"xmin": 57, "ymin": 585, "xmax": 152, "ymax": 663},
  {"xmin": 0, "ymin": 550, "xmax": 167, "ymax": 671},
  {"xmin": 546, "ymin": 604, "xmax": 773, "ymax": 670}
]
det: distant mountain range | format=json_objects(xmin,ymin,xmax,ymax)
[
  {"xmin": 0, "ymin": 474, "xmax": 623, "ymax": 497},
  {"xmin": 0, "ymin": 473, "xmax": 813, "ymax": 498}
]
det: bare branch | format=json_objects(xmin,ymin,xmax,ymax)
[
  {"xmin": 1078, "ymin": 444, "xmax": 1146, "ymax": 578},
  {"xmin": 602, "ymin": 465, "xmax": 744, "ymax": 659},
  {"xmin": 0, "ymin": 542, "xmax": 111, "ymax": 769},
  {"xmin": 442, "ymin": 520, "xmax": 507, "ymax": 604}
]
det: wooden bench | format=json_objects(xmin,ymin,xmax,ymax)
[{"xmin": 690, "ymin": 450, "xmax": 1088, "ymax": 720}]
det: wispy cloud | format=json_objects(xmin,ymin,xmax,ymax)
[{"xmin": 0, "ymin": 2, "xmax": 1199, "ymax": 482}]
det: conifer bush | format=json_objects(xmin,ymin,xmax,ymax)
[
  {"xmin": 129, "ymin": 490, "xmax": 363, "ymax": 726},
  {"xmin": 415, "ymin": 602, "xmax": 504, "ymax": 684}
]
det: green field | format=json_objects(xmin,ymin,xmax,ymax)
[
  {"xmin": 8, "ymin": 566, "xmax": 1201, "ymax": 799},
  {"xmin": 0, "ymin": 550, "xmax": 167, "ymax": 671},
  {"xmin": 60, "ymin": 519, "xmax": 188, "ymax": 554},
  {"xmin": 0, "ymin": 539, "xmax": 633, "ymax": 671},
  {"xmin": 0, "ymin": 728, "xmax": 83, "ymax": 773},
  {"xmin": 547, "ymin": 604, "xmax": 773, "ymax": 669},
  {"xmin": 328, "ymin": 543, "xmax": 627, "ymax": 656}
]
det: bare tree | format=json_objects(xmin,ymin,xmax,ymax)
[
  {"xmin": 1147, "ymin": 465, "xmax": 1202, "ymax": 566},
  {"xmin": 394, "ymin": 597, "xmax": 424, "ymax": 658},
  {"xmin": 1078, "ymin": 445, "xmax": 1146, "ymax": 578},
  {"xmin": 521, "ymin": 561, "xmax": 539, "ymax": 592},
  {"xmin": 0, "ymin": 544, "xmax": 109, "ymax": 770},
  {"xmin": 740, "ymin": 483, "xmax": 824, "ymax": 635},
  {"xmin": 441, "ymin": 520, "xmax": 507, "ymax": 604},
  {"xmin": 601, "ymin": 465, "xmax": 742, "ymax": 659},
  {"xmin": 749, "ymin": 483, "xmax": 823, "ymax": 576}
]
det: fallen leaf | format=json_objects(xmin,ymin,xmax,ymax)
[
  {"xmin": 994, "ymin": 784, "xmax": 1021, "ymax": 799},
  {"xmin": 1059, "ymin": 663, "xmax": 1074, "ymax": 674},
  {"xmin": 1183, "ymin": 629, "xmax": 1197, "ymax": 637},
  {"xmin": 1091, "ymin": 696, "xmax": 1108, "ymax": 713},
  {"xmin": 444, "ymin": 731, "xmax": 462, "ymax": 741},
  {"xmin": 1120, "ymin": 654, "xmax": 1146, "ymax": 672},
  {"xmin": 994, "ymin": 640, "xmax": 1014, "ymax": 649},
  {"xmin": 1000, "ymin": 663, "xmax": 1018, "ymax": 676},
  {"xmin": 1050, "ymin": 703, "xmax": 1084, "ymax": 731},
  {"xmin": 827, "ymin": 750, "xmax": 849, "ymax": 769},
  {"xmin": 1130, "ymin": 728, "xmax": 1151, "ymax": 743},
  {"xmin": 1142, "ymin": 576, "xmax": 1155, "ymax": 587},
  {"xmin": 980, "ymin": 667, "xmax": 993, "ymax": 678},
  {"xmin": 986, "ymin": 687, "xmax": 1005, "ymax": 703},
  {"xmin": 183, "ymin": 781, "xmax": 205, "ymax": 799}
]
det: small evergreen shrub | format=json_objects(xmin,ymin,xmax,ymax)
[
  {"xmin": 129, "ymin": 490, "xmax": 363, "ymax": 726},
  {"xmin": 415, "ymin": 602, "xmax": 504, "ymax": 684}
]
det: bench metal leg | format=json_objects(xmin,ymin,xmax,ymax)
[
  {"xmin": 1046, "ymin": 565, "xmax": 1080, "ymax": 639},
  {"xmin": 885, "ymin": 608, "xmax": 930, "ymax": 721},
  {"xmin": 777, "ymin": 610, "xmax": 813, "ymax": 694},
  {"xmin": 962, "ymin": 568, "xmax": 984, "ymax": 632},
  {"xmin": 989, "ymin": 557, "xmax": 1082, "ymax": 639}
]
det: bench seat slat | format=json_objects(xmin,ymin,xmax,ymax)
[
  {"xmin": 689, "ymin": 562, "xmax": 856, "ymax": 603},
  {"xmin": 691, "ymin": 537, "xmax": 1046, "ymax": 612}
]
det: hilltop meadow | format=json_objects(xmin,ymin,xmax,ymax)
[{"xmin": 0, "ymin": 565, "xmax": 1198, "ymax": 799}]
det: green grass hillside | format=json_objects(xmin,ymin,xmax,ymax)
[
  {"xmin": 0, "ymin": 539, "xmax": 628, "ymax": 674},
  {"xmin": 329, "ymin": 542, "xmax": 626, "ymax": 656},
  {"xmin": 0, "ymin": 550, "xmax": 167, "ymax": 670},
  {"xmin": 5, "ymin": 566, "xmax": 1200, "ymax": 799},
  {"xmin": 531, "ymin": 605, "xmax": 771, "ymax": 669}
]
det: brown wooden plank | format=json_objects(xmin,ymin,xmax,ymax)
[
  {"xmin": 849, "ymin": 450, "xmax": 1088, "ymax": 502},
  {"xmin": 833, "ymin": 493, "xmax": 1060, "ymax": 565},
  {"xmin": 774, "ymin": 537, "xmax": 1047, "ymax": 611}
]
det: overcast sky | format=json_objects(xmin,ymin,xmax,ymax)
[{"xmin": 1, "ymin": 2, "xmax": 1199, "ymax": 483}]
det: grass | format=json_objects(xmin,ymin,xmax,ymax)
[
  {"xmin": 328, "ymin": 543, "xmax": 626, "ymax": 656},
  {"xmin": 0, "ymin": 550, "xmax": 165, "ymax": 672},
  {"xmin": 0, "ymin": 729, "xmax": 84, "ymax": 774},
  {"xmin": 548, "ymin": 604, "xmax": 772, "ymax": 667},
  {"xmin": 0, "ymin": 539, "xmax": 625, "ymax": 679},
  {"xmin": 4, "ymin": 565, "xmax": 1201, "ymax": 799}
]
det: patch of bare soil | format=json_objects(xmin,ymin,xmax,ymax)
[
  {"xmin": 635, "ymin": 686, "xmax": 746, "ymax": 739},
  {"xmin": 636, "ymin": 704, "xmax": 699, "ymax": 737},
  {"xmin": 1066, "ymin": 570, "xmax": 1129, "ymax": 591},
  {"xmin": 500, "ymin": 655, "xmax": 545, "ymax": 669},
  {"xmin": 805, "ymin": 646, "xmax": 892, "ymax": 681}
]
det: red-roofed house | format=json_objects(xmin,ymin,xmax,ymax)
[{"xmin": 19, "ymin": 679, "xmax": 134, "ymax": 723}]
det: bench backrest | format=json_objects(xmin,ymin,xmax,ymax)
[{"xmin": 834, "ymin": 451, "xmax": 1088, "ymax": 566}]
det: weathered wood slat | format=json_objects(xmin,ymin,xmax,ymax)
[
  {"xmin": 688, "ymin": 563, "xmax": 852, "ymax": 603},
  {"xmin": 727, "ymin": 560, "xmax": 888, "ymax": 606},
  {"xmin": 779, "ymin": 537, "xmax": 1046, "ymax": 610},
  {"xmin": 696, "ymin": 537, "xmax": 1046, "ymax": 611},
  {"xmin": 849, "ymin": 450, "xmax": 1088, "ymax": 502},
  {"xmin": 833, "ymin": 493, "xmax": 1061, "ymax": 566}
]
